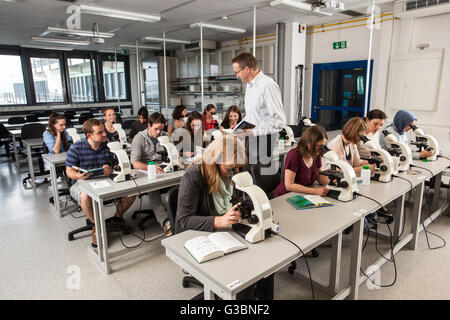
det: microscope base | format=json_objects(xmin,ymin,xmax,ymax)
[{"xmin": 232, "ymin": 223, "xmax": 274, "ymax": 242}]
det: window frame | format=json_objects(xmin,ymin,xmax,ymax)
[
  {"xmin": 64, "ymin": 51, "xmax": 98, "ymax": 104},
  {"xmin": 0, "ymin": 46, "xmax": 30, "ymax": 107},
  {"xmin": 98, "ymin": 53, "xmax": 131, "ymax": 103}
]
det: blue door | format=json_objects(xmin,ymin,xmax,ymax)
[{"xmin": 311, "ymin": 60, "xmax": 373, "ymax": 131}]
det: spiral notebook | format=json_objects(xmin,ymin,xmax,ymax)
[{"xmin": 287, "ymin": 195, "xmax": 333, "ymax": 210}]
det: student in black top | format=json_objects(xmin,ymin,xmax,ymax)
[
  {"xmin": 130, "ymin": 106, "xmax": 149, "ymax": 140},
  {"xmin": 219, "ymin": 105, "xmax": 242, "ymax": 131},
  {"xmin": 103, "ymin": 107, "xmax": 119, "ymax": 142}
]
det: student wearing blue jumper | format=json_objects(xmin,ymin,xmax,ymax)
[
  {"xmin": 65, "ymin": 118, "xmax": 136, "ymax": 248},
  {"xmin": 379, "ymin": 110, "xmax": 434, "ymax": 160},
  {"xmin": 43, "ymin": 112, "xmax": 72, "ymax": 154}
]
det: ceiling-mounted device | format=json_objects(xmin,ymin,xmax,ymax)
[
  {"xmin": 79, "ymin": 4, "xmax": 161, "ymax": 22},
  {"xmin": 270, "ymin": 0, "xmax": 334, "ymax": 16},
  {"xmin": 183, "ymin": 40, "xmax": 216, "ymax": 51},
  {"xmin": 189, "ymin": 22, "xmax": 246, "ymax": 34}
]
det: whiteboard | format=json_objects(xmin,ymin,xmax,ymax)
[{"xmin": 387, "ymin": 50, "xmax": 443, "ymax": 111}]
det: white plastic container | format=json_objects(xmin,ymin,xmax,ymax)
[
  {"xmin": 361, "ymin": 165, "xmax": 371, "ymax": 185},
  {"xmin": 278, "ymin": 138, "xmax": 285, "ymax": 151},
  {"xmin": 147, "ymin": 161, "xmax": 156, "ymax": 180}
]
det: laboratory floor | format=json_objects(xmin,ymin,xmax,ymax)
[{"xmin": 0, "ymin": 127, "xmax": 448, "ymax": 300}]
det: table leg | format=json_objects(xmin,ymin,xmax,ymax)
[
  {"xmin": 349, "ymin": 217, "xmax": 363, "ymax": 300},
  {"xmin": 50, "ymin": 162, "xmax": 61, "ymax": 218},
  {"xmin": 329, "ymin": 232, "xmax": 342, "ymax": 294},
  {"xmin": 26, "ymin": 144, "xmax": 35, "ymax": 189},
  {"xmin": 431, "ymin": 172, "xmax": 442, "ymax": 212},
  {"xmin": 93, "ymin": 199, "xmax": 110, "ymax": 274},
  {"xmin": 393, "ymin": 194, "xmax": 405, "ymax": 243},
  {"xmin": 204, "ymin": 287, "xmax": 215, "ymax": 300},
  {"xmin": 12, "ymin": 134, "xmax": 19, "ymax": 170},
  {"xmin": 407, "ymin": 181, "xmax": 424, "ymax": 250}
]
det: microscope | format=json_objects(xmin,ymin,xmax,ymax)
[
  {"xmin": 382, "ymin": 130, "xmax": 412, "ymax": 172},
  {"xmin": 319, "ymin": 145, "xmax": 359, "ymax": 202},
  {"xmin": 66, "ymin": 128, "xmax": 81, "ymax": 143},
  {"xmin": 280, "ymin": 125, "xmax": 296, "ymax": 147},
  {"xmin": 410, "ymin": 125, "xmax": 440, "ymax": 161},
  {"xmin": 360, "ymin": 135, "xmax": 396, "ymax": 182},
  {"xmin": 112, "ymin": 123, "xmax": 131, "ymax": 150},
  {"xmin": 230, "ymin": 171, "xmax": 279, "ymax": 243},
  {"xmin": 298, "ymin": 116, "xmax": 316, "ymax": 135},
  {"xmin": 157, "ymin": 135, "xmax": 184, "ymax": 173},
  {"xmin": 107, "ymin": 141, "xmax": 132, "ymax": 182}
]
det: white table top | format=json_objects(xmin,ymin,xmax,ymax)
[{"xmin": 42, "ymin": 152, "xmax": 68, "ymax": 164}]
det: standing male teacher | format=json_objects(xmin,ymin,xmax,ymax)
[{"xmin": 232, "ymin": 51, "xmax": 286, "ymax": 136}]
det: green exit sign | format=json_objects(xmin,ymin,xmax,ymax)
[
  {"xmin": 333, "ymin": 41, "xmax": 347, "ymax": 49},
  {"xmin": 122, "ymin": 49, "xmax": 130, "ymax": 55}
]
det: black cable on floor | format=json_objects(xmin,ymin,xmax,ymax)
[{"xmin": 271, "ymin": 231, "xmax": 315, "ymax": 300}]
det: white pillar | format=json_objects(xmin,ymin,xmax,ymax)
[
  {"xmin": 364, "ymin": 0, "xmax": 375, "ymax": 117},
  {"xmin": 163, "ymin": 32, "xmax": 168, "ymax": 118}
]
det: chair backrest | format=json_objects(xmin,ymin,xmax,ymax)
[
  {"xmin": 0, "ymin": 123, "xmax": 9, "ymax": 139},
  {"xmin": 8, "ymin": 117, "xmax": 26, "ymax": 124},
  {"xmin": 122, "ymin": 119, "xmax": 135, "ymax": 130},
  {"xmin": 288, "ymin": 125, "xmax": 302, "ymax": 138},
  {"xmin": 165, "ymin": 186, "xmax": 179, "ymax": 234},
  {"xmin": 26, "ymin": 114, "xmax": 39, "ymax": 122},
  {"xmin": 115, "ymin": 113, "xmax": 123, "ymax": 124},
  {"xmin": 41, "ymin": 110, "xmax": 52, "ymax": 117},
  {"xmin": 78, "ymin": 113, "xmax": 92, "ymax": 125},
  {"xmin": 21, "ymin": 123, "xmax": 46, "ymax": 140},
  {"xmin": 247, "ymin": 163, "xmax": 281, "ymax": 200},
  {"xmin": 64, "ymin": 110, "xmax": 76, "ymax": 119}
]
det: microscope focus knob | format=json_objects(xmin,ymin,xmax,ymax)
[
  {"xmin": 400, "ymin": 156, "xmax": 406, "ymax": 162},
  {"xmin": 380, "ymin": 165, "xmax": 387, "ymax": 172},
  {"xmin": 248, "ymin": 215, "xmax": 259, "ymax": 224},
  {"xmin": 339, "ymin": 181, "xmax": 348, "ymax": 188}
]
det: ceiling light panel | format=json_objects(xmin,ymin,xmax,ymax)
[
  {"xmin": 190, "ymin": 22, "xmax": 246, "ymax": 34},
  {"xmin": 79, "ymin": 5, "xmax": 161, "ymax": 23},
  {"xmin": 31, "ymin": 37, "xmax": 90, "ymax": 46},
  {"xmin": 143, "ymin": 36, "xmax": 191, "ymax": 44},
  {"xmin": 43, "ymin": 27, "xmax": 114, "ymax": 38}
]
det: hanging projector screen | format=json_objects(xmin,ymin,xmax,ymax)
[{"xmin": 387, "ymin": 50, "xmax": 443, "ymax": 111}]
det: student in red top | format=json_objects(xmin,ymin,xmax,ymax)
[
  {"xmin": 273, "ymin": 125, "xmax": 330, "ymax": 198},
  {"xmin": 202, "ymin": 104, "xmax": 218, "ymax": 131}
]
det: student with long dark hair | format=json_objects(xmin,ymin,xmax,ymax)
[
  {"xmin": 168, "ymin": 104, "xmax": 188, "ymax": 136},
  {"xmin": 219, "ymin": 105, "xmax": 242, "ymax": 131},
  {"xmin": 273, "ymin": 125, "xmax": 330, "ymax": 198},
  {"xmin": 43, "ymin": 111, "xmax": 72, "ymax": 154},
  {"xmin": 202, "ymin": 104, "xmax": 218, "ymax": 131},
  {"xmin": 130, "ymin": 106, "xmax": 149, "ymax": 140}
]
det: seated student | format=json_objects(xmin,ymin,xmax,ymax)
[
  {"xmin": 43, "ymin": 111, "xmax": 72, "ymax": 154},
  {"xmin": 130, "ymin": 106, "xmax": 148, "ymax": 140},
  {"xmin": 65, "ymin": 119, "xmax": 136, "ymax": 248},
  {"xmin": 325, "ymin": 117, "xmax": 375, "ymax": 176},
  {"xmin": 273, "ymin": 125, "xmax": 330, "ymax": 198},
  {"xmin": 219, "ymin": 105, "xmax": 242, "ymax": 131},
  {"xmin": 103, "ymin": 107, "xmax": 119, "ymax": 142},
  {"xmin": 168, "ymin": 104, "xmax": 187, "ymax": 136},
  {"xmin": 358, "ymin": 109, "xmax": 387, "ymax": 159},
  {"xmin": 202, "ymin": 104, "xmax": 218, "ymax": 131},
  {"xmin": 379, "ymin": 110, "xmax": 434, "ymax": 160},
  {"xmin": 130, "ymin": 112, "xmax": 172, "ymax": 236},
  {"xmin": 173, "ymin": 111, "xmax": 205, "ymax": 158},
  {"xmin": 324, "ymin": 117, "xmax": 380, "ymax": 227},
  {"xmin": 176, "ymin": 135, "xmax": 274, "ymax": 300}
]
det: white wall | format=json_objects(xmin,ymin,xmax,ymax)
[
  {"xmin": 303, "ymin": 5, "xmax": 450, "ymax": 130},
  {"xmin": 386, "ymin": 12, "xmax": 450, "ymax": 128},
  {"xmin": 304, "ymin": 14, "xmax": 393, "ymax": 119},
  {"xmin": 283, "ymin": 22, "xmax": 307, "ymax": 125}
]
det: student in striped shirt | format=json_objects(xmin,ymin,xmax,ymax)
[{"xmin": 65, "ymin": 118, "xmax": 136, "ymax": 248}]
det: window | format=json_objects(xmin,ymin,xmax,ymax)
[
  {"xmin": 30, "ymin": 57, "xmax": 64, "ymax": 103},
  {"xmin": 143, "ymin": 59, "xmax": 160, "ymax": 105},
  {"xmin": 67, "ymin": 58, "xmax": 94, "ymax": 102},
  {"xmin": 102, "ymin": 61, "xmax": 126, "ymax": 100},
  {"xmin": 0, "ymin": 55, "xmax": 27, "ymax": 105}
]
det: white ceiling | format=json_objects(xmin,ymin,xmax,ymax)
[{"xmin": 0, "ymin": 0, "xmax": 395, "ymax": 51}]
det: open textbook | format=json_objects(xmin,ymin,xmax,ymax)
[
  {"xmin": 184, "ymin": 232, "xmax": 247, "ymax": 263},
  {"xmin": 287, "ymin": 195, "xmax": 333, "ymax": 210},
  {"xmin": 233, "ymin": 119, "xmax": 255, "ymax": 132}
]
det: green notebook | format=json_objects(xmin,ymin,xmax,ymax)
[{"xmin": 287, "ymin": 195, "xmax": 333, "ymax": 210}]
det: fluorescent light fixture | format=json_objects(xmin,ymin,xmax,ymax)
[
  {"xmin": 42, "ymin": 27, "xmax": 114, "ymax": 38},
  {"xmin": 190, "ymin": 22, "xmax": 246, "ymax": 34},
  {"xmin": 270, "ymin": 0, "xmax": 333, "ymax": 16},
  {"xmin": 79, "ymin": 5, "xmax": 161, "ymax": 23},
  {"xmin": 119, "ymin": 44, "xmax": 162, "ymax": 50},
  {"xmin": 143, "ymin": 36, "xmax": 191, "ymax": 44},
  {"xmin": 20, "ymin": 44, "xmax": 74, "ymax": 51},
  {"xmin": 31, "ymin": 37, "xmax": 90, "ymax": 46}
]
